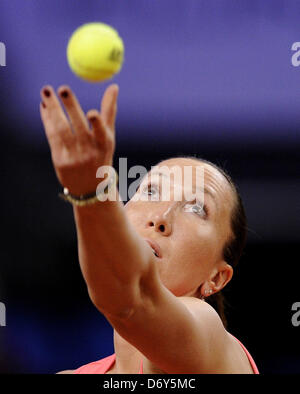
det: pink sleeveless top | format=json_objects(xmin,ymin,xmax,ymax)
[
  {"xmin": 74, "ymin": 334, "xmax": 259, "ymax": 374},
  {"xmin": 74, "ymin": 353, "xmax": 143, "ymax": 374}
]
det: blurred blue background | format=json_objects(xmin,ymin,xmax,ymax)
[
  {"xmin": 0, "ymin": 0, "xmax": 300, "ymax": 373},
  {"xmin": 1, "ymin": 0, "xmax": 300, "ymax": 146}
]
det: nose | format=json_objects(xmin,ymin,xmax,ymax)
[{"xmin": 147, "ymin": 205, "xmax": 173, "ymax": 236}]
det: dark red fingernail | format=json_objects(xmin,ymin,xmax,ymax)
[
  {"xmin": 43, "ymin": 88, "xmax": 51, "ymax": 97},
  {"xmin": 89, "ymin": 116, "xmax": 97, "ymax": 122},
  {"xmin": 60, "ymin": 90, "xmax": 69, "ymax": 98},
  {"xmin": 41, "ymin": 101, "xmax": 46, "ymax": 108}
]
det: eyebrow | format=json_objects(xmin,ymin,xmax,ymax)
[{"xmin": 148, "ymin": 171, "xmax": 218, "ymax": 208}]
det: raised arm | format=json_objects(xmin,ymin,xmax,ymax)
[
  {"xmin": 40, "ymin": 84, "xmax": 154, "ymax": 317},
  {"xmin": 40, "ymin": 85, "xmax": 235, "ymax": 373}
]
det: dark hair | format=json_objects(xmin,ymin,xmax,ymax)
[{"xmin": 171, "ymin": 156, "xmax": 248, "ymax": 328}]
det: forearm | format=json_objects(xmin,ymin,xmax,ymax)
[
  {"xmin": 73, "ymin": 192, "xmax": 153, "ymax": 317},
  {"xmin": 39, "ymin": 84, "xmax": 153, "ymax": 317}
]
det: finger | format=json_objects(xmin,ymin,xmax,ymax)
[
  {"xmin": 40, "ymin": 101, "xmax": 73, "ymax": 151},
  {"xmin": 57, "ymin": 85, "xmax": 89, "ymax": 139},
  {"xmin": 100, "ymin": 84, "xmax": 119, "ymax": 131},
  {"xmin": 40, "ymin": 85, "xmax": 73, "ymax": 148},
  {"xmin": 87, "ymin": 109, "xmax": 108, "ymax": 146}
]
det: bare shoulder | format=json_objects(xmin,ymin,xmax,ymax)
[
  {"xmin": 179, "ymin": 296, "xmax": 254, "ymax": 373},
  {"xmin": 56, "ymin": 370, "xmax": 75, "ymax": 374},
  {"xmin": 224, "ymin": 333, "xmax": 255, "ymax": 373},
  {"xmin": 178, "ymin": 296, "xmax": 216, "ymax": 311},
  {"xmin": 178, "ymin": 296, "xmax": 229, "ymax": 348},
  {"xmin": 179, "ymin": 296, "xmax": 226, "ymax": 331}
]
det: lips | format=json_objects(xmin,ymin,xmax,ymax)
[{"xmin": 145, "ymin": 239, "xmax": 162, "ymax": 258}]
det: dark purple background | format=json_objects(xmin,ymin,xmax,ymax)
[{"xmin": 1, "ymin": 0, "xmax": 300, "ymax": 146}]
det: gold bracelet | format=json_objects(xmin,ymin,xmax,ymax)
[{"xmin": 59, "ymin": 172, "xmax": 118, "ymax": 207}]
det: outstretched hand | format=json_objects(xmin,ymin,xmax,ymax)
[{"xmin": 40, "ymin": 83, "xmax": 119, "ymax": 196}]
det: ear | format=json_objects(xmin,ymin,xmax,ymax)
[{"xmin": 210, "ymin": 261, "xmax": 233, "ymax": 293}]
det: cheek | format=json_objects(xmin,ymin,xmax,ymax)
[
  {"xmin": 173, "ymin": 221, "xmax": 219, "ymax": 264},
  {"xmin": 124, "ymin": 201, "xmax": 147, "ymax": 229},
  {"xmin": 162, "ymin": 225, "xmax": 220, "ymax": 291}
]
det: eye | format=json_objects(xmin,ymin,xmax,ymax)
[
  {"xmin": 141, "ymin": 182, "xmax": 160, "ymax": 200},
  {"xmin": 184, "ymin": 201, "xmax": 207, "ymax": 218}
]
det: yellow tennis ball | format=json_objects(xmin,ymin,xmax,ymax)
[{"xmin": 67, "ymin": 22, "xmax": 124, "ymax": 83}]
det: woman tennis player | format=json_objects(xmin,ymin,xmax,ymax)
[{"xmin": 39, "ymin": 84, "xmax": 259, "ymax": 374}]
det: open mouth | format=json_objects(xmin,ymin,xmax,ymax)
[{"xmin": 145, "ymin": 239, "xmax": 162, "ymax": 258}]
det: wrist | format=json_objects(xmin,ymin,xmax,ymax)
[{"xmin": 59, "ymin": 170, "xmax": 118, "ymax": 207}]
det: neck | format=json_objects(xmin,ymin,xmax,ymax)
[{"xmin": 112, "ymin": 330, "xmax": 143, "ymax": 373}]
